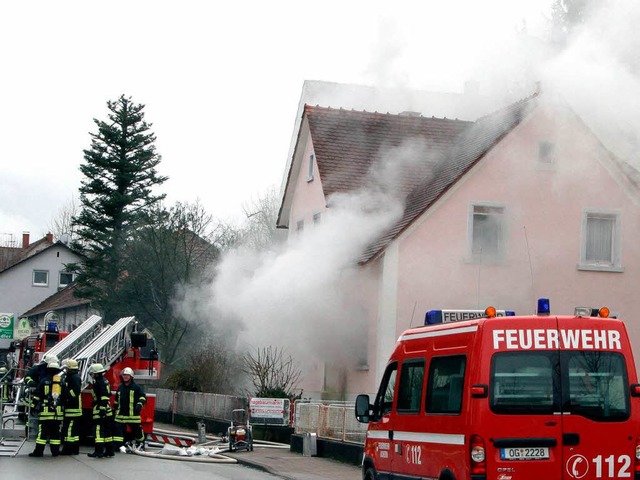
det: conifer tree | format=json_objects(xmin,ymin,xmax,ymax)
[{"xmin": 70, "ymin": 95, "xmax": 167, "ymax": 322}]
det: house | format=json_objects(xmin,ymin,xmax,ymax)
[
  {"xmin": 21, "ymin": 283, "xmax": 97, "ymax": 332},
  {"xmin": 0, "ymin": 232, "xmax": 83, "ymax": 346},
  {"xmin": 277, "ymin": 90, "xmax": 640, "ymax": 399}
]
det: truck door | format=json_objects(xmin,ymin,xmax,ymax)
[
  {"xmin": 367, "ymin": 362, "xmax": 397, "ymax": 480},
  {"xmin": 560, "ymin": 321, "xmax": 636, "ymax": 480},
  {"xmin": 389, "ymin": 358, "xmax": 426, "ymax": 478},
  {"xmin": 488, "ymin": 316, "xmax": 564, "ymax": 479}
]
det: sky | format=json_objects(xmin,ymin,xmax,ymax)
[{"xmin": 0, "ymin": 0, "xmax": 552, "ymax": 246}]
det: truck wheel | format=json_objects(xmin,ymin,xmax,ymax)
[{"xmin": 363, "ymin": 466, "xmax": 377, "ymax": 480}]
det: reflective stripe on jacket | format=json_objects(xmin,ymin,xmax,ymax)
[{"xmin": 114, "ymin": 381, "xmax": 146, "ymax": 423}]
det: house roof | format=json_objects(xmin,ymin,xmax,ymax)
[
  {"xmin": 359, "ymin": 92, "xmax": 539, "ymax": 263},
  {"xmin": 305, "ymin": 106, "xmax": 473, "ymax": 199},
  {"xmin": 0, "ymin": 234, "xmax": 63, "ymax": 273},
  {"xmin": 280, "ymin": 92, "xmax": 540, "ymax": 264},
  {"xmin": 21, "ymin": 283, "xmax": 90, "ymax": 317}
]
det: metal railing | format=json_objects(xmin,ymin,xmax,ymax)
[
  {"xmin": 150, "ymin": 389, "xmax": 367, "ymax": 445},
  {"xmin": 293, "ymin": 399, "xmax": 367, "ymax": 444}
]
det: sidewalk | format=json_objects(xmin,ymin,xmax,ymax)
[{"xmin": 154, "ymin": 422, "xmax": 361, "ymax": 480}]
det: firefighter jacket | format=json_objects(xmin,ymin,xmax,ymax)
[
  {"xmin": 62, "ymin": 370, "xmax": 82, "ymax": 418},
  {"xmin": 114, "ymin": 381, "xmax": 146, "ymax": 424},
  {"xmin": 25, "ymin": 363, "xmax": 45, "ymax": 388},
  {"xmin": 32, "ymin": 372, "xmax": 63, "ymax": 420},
  {"xmin": 91, "ymin": 374, "xmax": 113, "ymax": 420}
]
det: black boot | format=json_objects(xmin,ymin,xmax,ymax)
[
  {"xmin": 87, "ymin": 444, "xmax": 104, "ymax": 458},
  {"xmin": 29, "ymin": 444, "xmax": 45, "ymax": 457},
  {"xmin": 104, "ymin": 443, "xmax": 115, "ymax": 458},
  {"xmin": 72, "ymin": 444, "xmax": 80, "ymax": 455},
  {"xmin": 51, "ymin": 444, "xmax": 60, "ymax": 457}
]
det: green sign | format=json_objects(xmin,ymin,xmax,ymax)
[
  {"xmin": 0, "ymin": 313, "xmax": 14, "ymax": 339},
  {"xmin": 14, "ymin": 317, "xmax": 31, "ymax": 339}
]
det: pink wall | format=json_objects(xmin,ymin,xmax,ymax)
[{"xmin": 395, "ymin": 104, "xmax": 640, "ymax": 368}]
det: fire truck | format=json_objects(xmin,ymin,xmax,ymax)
[
  {"xmin": 9, "ymin": 315, "xmax": 160, "ymax": 439},
  {"xmin": 355, "ymin": 299, "xmax": 640, "ymax": 480}
]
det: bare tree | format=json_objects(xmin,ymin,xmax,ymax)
[
  {"xmin": 238, "ymin": 186, "xmax": 285, "ymax": 251},
  {"xmin": 243, "ymin": 346, "xmax": 302, "ymax": 399},
  {"xmin": 48, "ymin": 196, "xmax": 79, "ymax": 242}
]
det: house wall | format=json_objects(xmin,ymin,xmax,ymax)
[
  {"xmin": 391, "ymin": 104, "xmax": 640, "ymax": 373},
  {"xmin": 284, "ymin": 101, "xmax": 640, "ymax": 399},
  {"xmin": 0, "ymin": 246, "xmax": 81, "ymax": 318}
]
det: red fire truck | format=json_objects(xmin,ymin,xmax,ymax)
[
  {"xmin": 355, "ymin": 299, "xmax": 640, "ymax": 480},
  {"xmin": 12, "ymin": 315, "xmax": 160, "ymax": 437}
]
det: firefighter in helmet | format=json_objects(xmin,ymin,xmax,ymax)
[
  {"xmin": 29, "ymin": 360, "xmax": 63, "ymax": 457},
  {"xmin": 60, "ymin": 358, "xmax": 82, "ymax": 455},
  {"xmin": 87, "ymin": 363, "xmax": 115, "ymax": 458},
  {"xmin": 113, "ymin": 367, "xmax": 147, "ymax": 451},
  {"xmin": 25, "ymin": 353, "xmax": 58, "ymax": 388}
]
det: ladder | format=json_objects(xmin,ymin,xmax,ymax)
[
  {"xmin": 74, "ymin": 316, "xmax": 136, "ymax": 389},
  {"xmin": 45, "ymin": 315, "xmax": 103, "ymax": 362},
  {"xmin": 1, "ymin": 374, "xmax": 29, "ymax": 457}
]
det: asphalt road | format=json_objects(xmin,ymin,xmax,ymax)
[{"xmin": 3, "ymin": 444, "xmax": 280, "ymax": 480}]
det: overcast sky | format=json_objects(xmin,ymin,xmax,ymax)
[{"xmin": 0, "ymin": 1, "xmax": 551, "ymax": 245}]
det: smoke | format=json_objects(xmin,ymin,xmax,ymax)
[{"xmin": 541, "ymin": 1, "xmax": 640, "ymax": 167}]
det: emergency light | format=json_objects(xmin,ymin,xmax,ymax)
[
  {"xmin": 425, "ymin": 308, "xmax": 515, "ymax": 325},
  {"xmin": 46, "ymin": 322, "xmax": 58, "ymax": 333},
  {"xmin": 537, "ymin": 298, "xmax": 550, "ymax": 315}
]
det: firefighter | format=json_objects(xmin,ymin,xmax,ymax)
[
  {"xmin": 87, "ymin": 363, "xmax": 115, "ymax": 458},
  {"xmin": 60, "ymin": 358, "xmax": 82, "ymax": 455},
  {"xmin": 28, "ymin": 361, "xmax": 63, "ymax": 457},
  {"xmin": 25, "ymin": 353, "xmax": 59, "ymax": 388},
  {"xmin": 113, "ymin": 367, "xmax": 147, "ymax": 451}
]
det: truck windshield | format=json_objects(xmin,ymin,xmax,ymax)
[{"xmin": 490, "ymin": 351, "xmax": 629, "ymax": 421}]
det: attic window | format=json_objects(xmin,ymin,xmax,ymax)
[
  {"xmin": 469, "ymin": 203, "xmax": 505, "ymax": 262},
  {"xmin": 33, "ymin": 270, "xmax": 49, "ymax": 287},
  {"xmin": 296, "ymin": 220, "xmax": 304, "ymax": 233},
  {"xmin": 307, "ymin": 154, "xmax": 315, "ymax": 182},
  {"xmin": 538, "ymin": 141, "xmax": 555, "ymax": 164},
  {"xmin": 313, "ymin": 212, "xmax": 321, "ymax": 224}
]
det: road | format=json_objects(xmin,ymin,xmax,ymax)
[{"xmin": 3, "ymin": 445, "xmax": 280, "ymax": 480}]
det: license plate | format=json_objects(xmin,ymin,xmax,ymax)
[{"xmin": 500, "ymin": 447, "xmax": 550, "ymax": 460}]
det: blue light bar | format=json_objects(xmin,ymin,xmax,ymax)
[
  {"xmin": 537, "ymin": 298, "xmax": 550, "ymax": 315},
  {"xmin": 425, "ymin": 309, "xmax": 516, "ymax": 325},
  {"xmin": 46, "ymin": 321, "xmax": 58, "ymax": 332}
]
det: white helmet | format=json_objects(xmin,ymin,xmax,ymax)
[
  {"xmin": 47, "ymin": 362, "xmax": 61, "ymax": 370},
  {"xmin": 89, "ymin": 363, "xmax": 106, "ymax": 374},
  {"xmin": 41, "ymin": 353, "xmax": 59, "ymax": 365},
  {"xmin": 66, "ymin": 359, "xmax": 79, "ymax": 370},
  {"xmin": 121, "ymin": 367, "xmax": 134, "ymax": 377}
]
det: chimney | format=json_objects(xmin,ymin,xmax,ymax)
[
  {"xmin": 22, "ymin": 232, "xmax": 30, "ymax": 248},
  {"xmin": 46, "ymin": 232, "xmax": 54, "ymax": 243}
]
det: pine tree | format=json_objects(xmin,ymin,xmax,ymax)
[{"xmin": 70, "ymin": 95, "xmax": 167, "ymax": 322}]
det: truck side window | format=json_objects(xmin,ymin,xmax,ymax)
[
  {"xmin": 397, "ymin": 359, "xmax": 425, "ymax": 414},
  {"xmin": 426, "ymin": 355, "xmax": 466, "ymax": 414},
  {"xmin": 374, "ymin": 362, "xmax": 398, "ymax": 417}
]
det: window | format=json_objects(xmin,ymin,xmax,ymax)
[
  {"xmin": 580, "ymin": 210, "xmax": 622, "ymax": 271},
  {"xmin": 33, "ymin": 270, "xmax": 49, "ymax": 287},
  {"xmin": 59, "ymin": 271, "xmax": 74, "ymax": 288},
  {"xmin": 491, "ymin": 352, "xmax": 558, "ymax": 414},
  {"xmin": 307, "ymin": 154, "xmax": 315, "ymax": 182},
  {"xmin": 426, "ymin": 355, "xmax": 466, "ymax": 414},
  {"xmin": 313, "ymin": 212, "xmax": 321, "ymax": 224},
  {"xmin": 470, "ymin": 204, "xmax": 505, "ymax": 261},
  {"xmin": 397, "ymin": 359, "xmax": 425, "ymax": 413},
  {"xmin": 374, "ymin": 362, "xmax": 398, "ymax": 417},
  {"xmin": 490, "ymin": 350, "xmax": 629, "ymax": 421},
  {"xmin": 296, "ymin": 220, "xmax": 304, "ymax": 233}
]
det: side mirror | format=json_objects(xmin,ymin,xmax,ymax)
[
  {"xmin": 630, "ymin": 384, "xmax": 640, "ymax": 397},
  {"xmin": 355, "ymin": 394, "xmax": 372, "ymax": 423}
]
